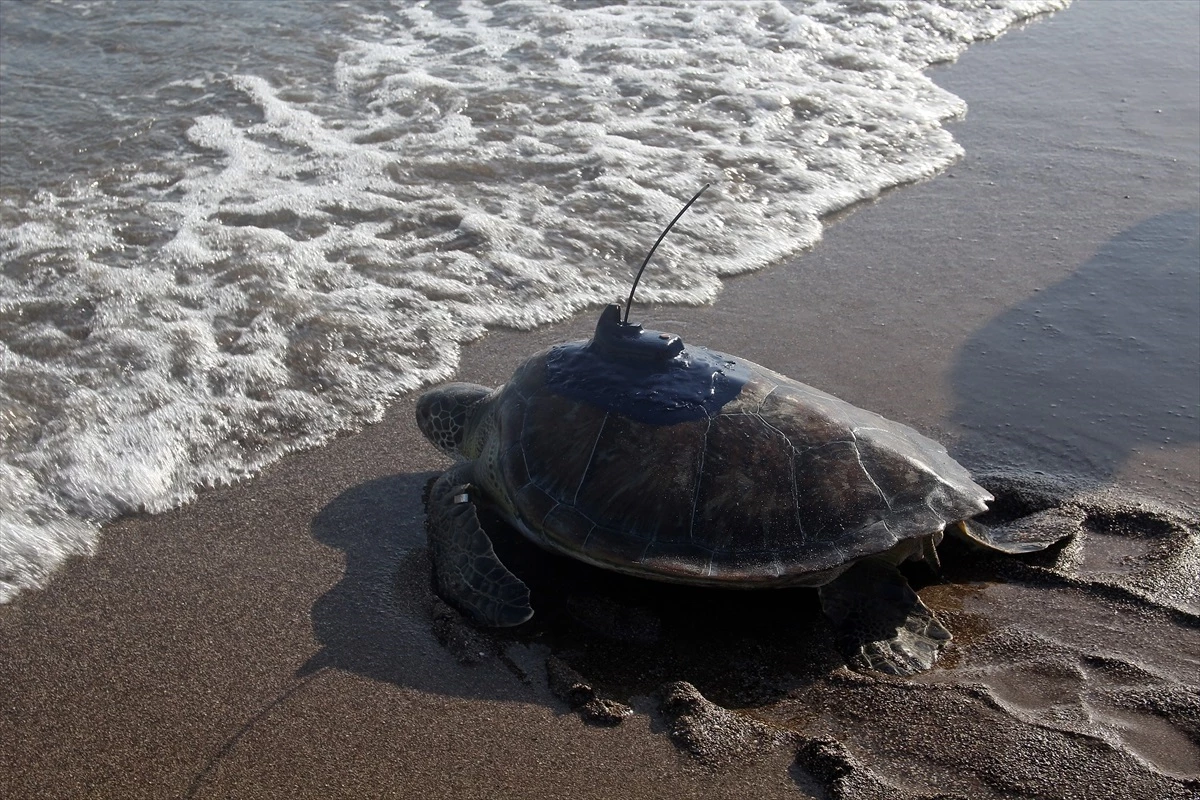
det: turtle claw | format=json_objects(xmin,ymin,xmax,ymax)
[
  {"xmin": 427, "ymin": 464, "xmax": 533, "ymax": 628},
  {"xmin": 818, "ymin": 559, "xmax": 951, "ymax": 676}
]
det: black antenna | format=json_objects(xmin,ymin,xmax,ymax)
[{"xmin": 623, "ymin": 183, "xmax": 710, "ymax": 324}]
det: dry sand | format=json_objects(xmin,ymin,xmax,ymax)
[{"xmin": 2, "ymin": 2, "xmax": 1197, "ymax": 798}]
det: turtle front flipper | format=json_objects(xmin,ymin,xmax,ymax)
[
  {"xmin": 426, "ymin": 463, "xmax": 533, "ymax": 627},
  {"xmin": 818, "ymin": 559, "xmax": 951, "ymax": 676}
]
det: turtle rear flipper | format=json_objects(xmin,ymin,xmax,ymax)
[
  {"xmin": 818, "ymin": 559, "xmax": 951, "ymax": 676},
  {"xmin": 427, "ymin": 464, "xmax": 533, "ymax": 627},
  {"xmin": 947, "ymin": 517, "xmax": 1073, "ymax": 554}
]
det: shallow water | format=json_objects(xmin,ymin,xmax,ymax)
[{"xmin": 1, "ymin": 0, "xmax": 1072, "ymax": 601}]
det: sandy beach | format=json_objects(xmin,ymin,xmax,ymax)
[{"xmin": 2, "ymin": 2, "xmax": 1197, "ymax": 798}]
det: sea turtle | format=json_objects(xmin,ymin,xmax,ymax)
[{"xmin": 415, "ymin": 191, "xmax": 1066, "ymax": 675}]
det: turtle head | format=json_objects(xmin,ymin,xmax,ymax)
[{"xmin": 416, "ymin": 383, "xmax": 492, "ymax": 459}]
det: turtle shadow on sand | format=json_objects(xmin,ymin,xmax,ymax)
[
  {"xmin": 458, "ymin": 503, "xmax": 847, "ymax": 706},
  {"xmin": 296, "ymin": 469, "xmax": 834, "ymax": 709},
  {"xmin": 297, "ymin": 470, "xmax": 533, "ymax": 701},
  {"xmin": 299, "ymin": 465, "xmax": 982, "ymax": 705},
  {"xmin": 299, "ymin": 468, "xmax": 848, "ymax": 707},
  {"xmin": 299, "ymin": 472, "xmax": 431, "ymax": 682}
]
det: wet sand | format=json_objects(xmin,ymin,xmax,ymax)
[{"xmin": 2, "ymin": 2, "xmax": 1197, "ymax": 798}]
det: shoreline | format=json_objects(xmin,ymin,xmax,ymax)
[{"xmin": 3, "ymin": 2, "xmax": 1197, "ymax": 798}]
